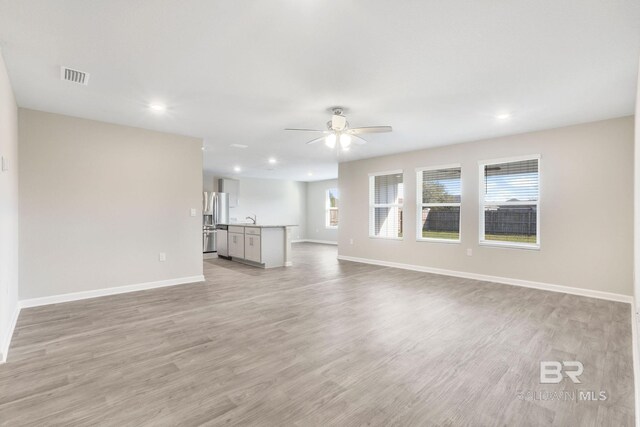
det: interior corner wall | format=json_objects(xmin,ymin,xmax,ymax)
[
  {"xmin": 0, "ymin": 50, "xmax": 19, "ymax": 360},
  {"xmin": 339, "ymin": 116, "xmax": 634, "ymax": 296},
  {"xmin": 305, "ymin": 179, "xmax": 338, "ymax": 243},
  {"xmin": 210, "ymin": 176, "xmax": 307, "ymax": 241},
  {"xmin": 18, "ymin": 109, "xmax": 204, "ymax": 299},
  {"xmin": 635, "ymin": 56, "xmax": 640, "ymax": 310}
]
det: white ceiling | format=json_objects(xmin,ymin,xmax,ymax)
[{"xmin": 0, "ymin": 1, "xmax": 638, "ymax": 181}]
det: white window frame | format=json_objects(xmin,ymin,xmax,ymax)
[
  {"xmin": 325, "ymin": 188, "xmax": 339, "ymax": 229},
  {"xmin": 478, "ymin": 154, "xmax": 541, "ymax": 250},
  {"xmin": 369, "ymin": 169, "xmax": 404, "ymax": 240},
  {"xmin": 416, "ymin": 164, "xmax": 462, "ymax": 244}
]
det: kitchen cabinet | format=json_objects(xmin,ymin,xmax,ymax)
[
  {"xmin": 244, "ymin": 234, "xmax": 261, "ymax": 263},
  {"xmin": 219, "ymin": 178, "xmax": 239, "ymax": 208},
  {"xmin": 228, "ymin": 232, "xmax": 245, "ymax": 258},
  {"xmin": 218, "ymin": 224, "xmax": 295, "ymax": 268}
]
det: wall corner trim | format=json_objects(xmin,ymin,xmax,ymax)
[
  {"xmin": 336, "ymin": 255, "xmax": 633, "ymax": 304},
  {"xmin": 0, "ymin": 305, "xmax": 22, "ymax": 363}
]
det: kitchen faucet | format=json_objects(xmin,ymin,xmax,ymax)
[{"xmin": 246, "ymin": 215, "xmax": 257, "ymax": 224}]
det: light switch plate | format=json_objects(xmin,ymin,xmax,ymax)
[
  {"xmin": 190, "ymin": 208, "xmax": 197, "ymax": 217},
  {"xmin": 1, "ymin": 156, "xmax": 7, "ymax": 172},
  {"xmin": 159, "ymin": 252, "xmax": 166, "ymax": 262}
]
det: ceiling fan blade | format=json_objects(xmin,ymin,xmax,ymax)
[
  {"xmin": 346, "ymin": 126, "xmax": 392, "ymax": 135},
  {"xmin": 284, "ymin": 128, "xmax": 329, "ymax": 133},
  {"xmin": 305, "ymin": 136, "xmax": 326, "ymax": 145},
  {"xmin": 352, "ymin": 135, "xmax": 368, "ymax": 145}
]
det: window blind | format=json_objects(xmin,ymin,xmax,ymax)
[
  {"xmin": 418, "ymin": 166, "xmax": 461, "ymax": 241},
  {"xmin": 484, "ymin": 159, "xmax": 538, "ymax": 203},
  {"xmin": 422, "ymin": 168, "xmax": 461, "ymax": 204},
  {"xmin": 481, "ymin": 157, "xmax": 539, "ymax": 246},
  {"xmin": 369, "ymin": 172, "xmax": 403, "ymax": 238}
]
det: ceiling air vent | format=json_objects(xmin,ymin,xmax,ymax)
[{"xmin": 60, "ymin": 66, "xmax": 90, "ymax": 85}]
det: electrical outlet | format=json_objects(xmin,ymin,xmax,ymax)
[
  {"xmin": 467, "ymin": 248, "xmax": 472, "ymax": 256},
  {"xmin": 190, "ymin": 208, "xmax": 197, "ymax": 217},
  {"xmin": 159, "ymin": 252, "xmax": 166, "ymax": 262}
]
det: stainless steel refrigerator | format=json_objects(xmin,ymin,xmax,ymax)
[{"xmin": 203, "ymin": 192, "xmax": 229, "ymax": 253}]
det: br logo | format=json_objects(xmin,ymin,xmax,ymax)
[{"xmin": 540, "ymin": 361, "xmax": 584, "ymax": 384}]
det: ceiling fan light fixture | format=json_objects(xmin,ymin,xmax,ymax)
[
  {"xmin": 325, "ymin": 134, "xmax": 336, "ymax": 148},
  {"xmin": 289, "ymin": 107, "xmax": 392, "ymax": 150},
  {"xmin": 339, "ymin": 134, "xmax": 351, "ymax": 149}
]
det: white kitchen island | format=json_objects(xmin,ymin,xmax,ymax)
[{"xmin": 221, "ymin": 224, "xmax": 297, "ymax": 268}]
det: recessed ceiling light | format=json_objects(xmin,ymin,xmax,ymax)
[
  {"xmin": 233, "ymin": 166, "xmax": 241, "ymax": 173},
  {"xmin": 307, "ymin": 172, "xmax": 313, "ymax": 176},
  {"xmin": 149, "ymin": 103, "xmax": 166, "ymax": 113},
  {"xmin": 230, "ymin": 144, "xmax": 248, "ymax": 149},
  {"xmin": 268, "ymin": 157, "xmax": 277, "ymax": 164},
  {"xmin": 495, "ymin": 112, "xmax": 511, "ymax": 120}
]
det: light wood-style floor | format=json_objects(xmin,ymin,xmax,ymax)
[{"xmin": 0, "ymin": 243, "xmax": 634, "ymax": 426}]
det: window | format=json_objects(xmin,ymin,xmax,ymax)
[
  {"xmin": 479, "ymin": 156, "xmax": 540, "ymax": 248},
  {"xmin": 369, "ymin": 171, "xmax": 404, "ymax": 239},
  {"xmin": 416, "ymin": 165, "xmax": 461, "ymax": 242},
  {"xmin": 325, "ymin": 188, "xmax": 339, "ymax": 228}
]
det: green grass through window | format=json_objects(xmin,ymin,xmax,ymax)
[
  {"xmin": 484, "ymin": 234, "xmax": 537, "ymax": 244},
  {"xmin": 422, "ymin": 231, "xmax": 459, "ymax": 240},
  {"xmin": 421, "ymin": 231, "xmax": 536, "ymax": 244}
]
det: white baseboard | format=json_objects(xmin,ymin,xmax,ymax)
[
  {"xmin": 0, "ymin": 305, "xmax": 21, "ymax": 363},
  {"xmin": 293, "ymin": 239, "xmax": 338, "ymax": 245},
  {"xmin": 19, "ymin": 275, "xmax": 206, "ymax": 309},
  {"xmin": 337, "ymin": 255, "xmax": 633, "ymax": 304}
]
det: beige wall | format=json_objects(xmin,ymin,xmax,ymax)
[
  {"xmin": 306, "ymin": 179, "xmax": 338, "ymax": 243},
  {"xmin": 339, "ymin": 116, "xmax": 634, "ymax": 296},
  {"xmin": 19, "ymin": 109, "xmax": 203, "ymax": 299},
  {"xmin": 0, "ymin": 50, "xmax": 18, "ymax": 359},
  {"xmin": 635, "ymin": 57, "xmax": 640, "ymax": 309}
]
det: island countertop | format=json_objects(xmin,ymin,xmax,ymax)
[{"xmin": 219, "ymin": 223, "xmax": 296, "ymax": 268}]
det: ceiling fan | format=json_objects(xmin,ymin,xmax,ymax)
[{"xmin": 285, "ymin": 107, "xmax": 392, "ymax": 151}]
